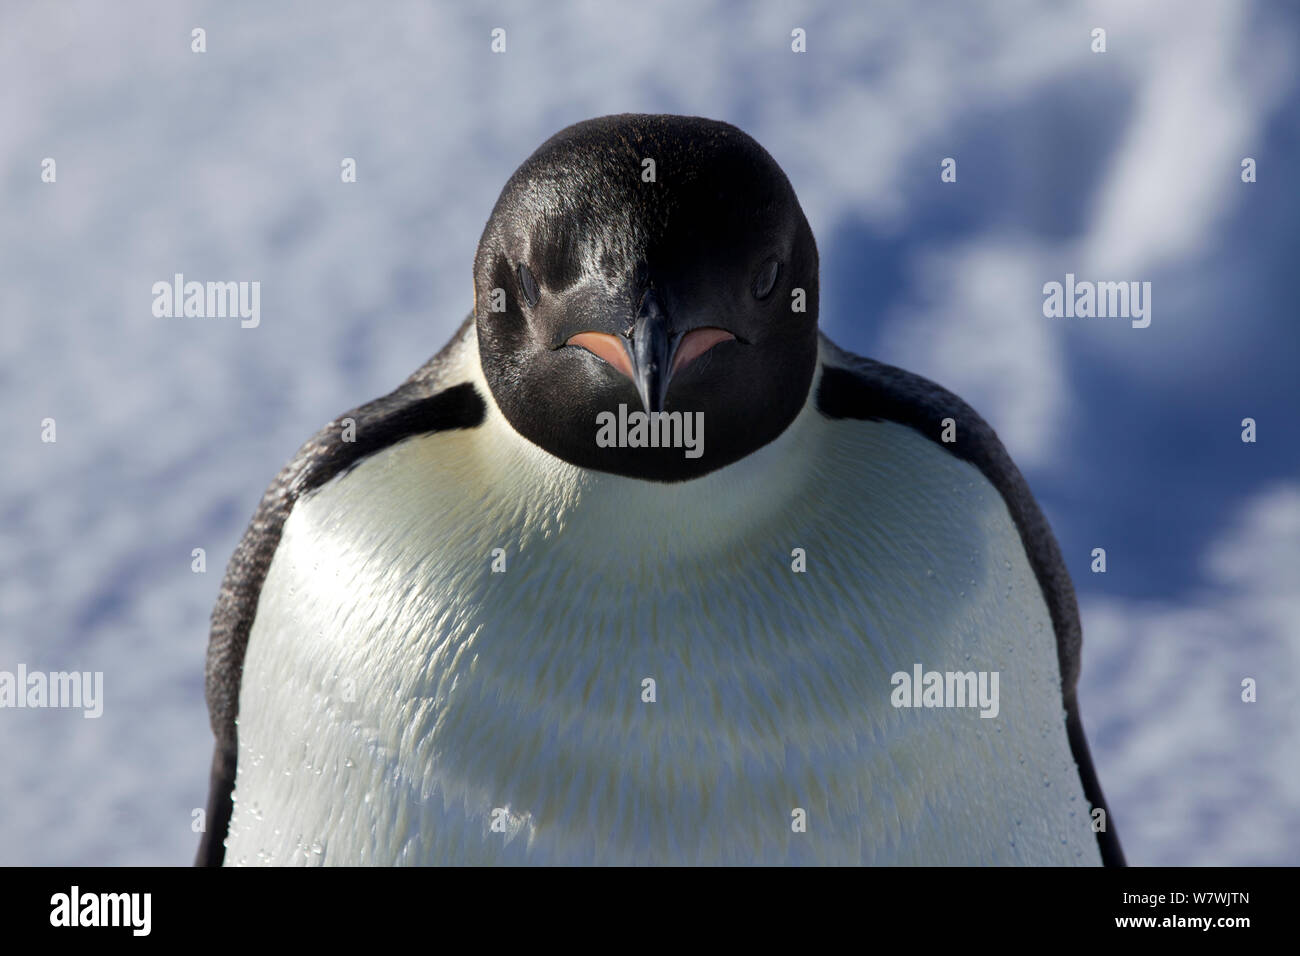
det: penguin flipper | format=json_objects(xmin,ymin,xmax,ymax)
[
  {"xmin": 196, "ymin": 316, "xmax": 485, "ymax": 866},
  {"xmin": 815, "ymin": 333, "xmax": 1125, "ymax": 866}
]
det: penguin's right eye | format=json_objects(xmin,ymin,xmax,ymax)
[{"xmin": 517, "ymin": 264, "xmax": 540, "ymax": 307}]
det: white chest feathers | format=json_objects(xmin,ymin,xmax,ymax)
[{"xmin": 225, "ymin": 396, "xmax": 1101, "ymax": 866}]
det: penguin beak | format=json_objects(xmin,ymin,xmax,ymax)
[
  {"xmin": 565, "ymin": 289, "xmax": 736, "ymax": 415},
  {"xmin": 628, "ymin": 290, "xmax": 676, "ymax": 415}
]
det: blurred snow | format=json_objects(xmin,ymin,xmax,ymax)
[
  {"xmin": 1082, "ymin": 484, "xmax": 1300, "ymax": 865},
  {"xmin": 0, "ymin": 0, "xmax": 1296, "ymax": 864}
]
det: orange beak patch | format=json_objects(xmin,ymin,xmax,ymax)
[
  {"xmin": 566, "ymin": 332, "xmax": 633, "ymax": 378},
  {"xmin": 566, "ymin": 328, "xmax": 734, "ymax": 380}
]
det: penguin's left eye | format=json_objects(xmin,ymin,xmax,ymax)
[
  {"xmin": 517, "ymin": 264, "xmax": 540, "ymax": 307},
  {"xmin": 752, "ymin": 258, "xmax": 781, "ymax": 300}
]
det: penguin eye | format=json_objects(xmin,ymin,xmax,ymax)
[
  {"xmin": 752, "ymin": 258, "xmax": 781, "ymax": 300},
  {"xmin": 517, "ymin": 263, "xmax": 540, "ymax": 307}
]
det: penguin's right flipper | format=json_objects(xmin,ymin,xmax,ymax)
[{"xmin": 195, "ymin": 317, "xmax": 484, "ymax": 866}]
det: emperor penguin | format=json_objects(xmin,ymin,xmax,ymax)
[{"xmin": 198, "ymin": 113, "xmax": 1124, "ymax": 866}]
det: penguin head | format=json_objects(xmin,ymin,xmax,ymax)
[{"xmin": 474, "ymin": 113, "xmax": 819, "ymax": 482}]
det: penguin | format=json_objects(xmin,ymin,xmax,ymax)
[{"xmin": 198, "ymin": 113, "xmax": 1124, "ymax": 866}]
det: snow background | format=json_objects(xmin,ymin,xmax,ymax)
[{"xmin": 2, "ymin": 0, "xmax": 1297, "ymax": 865}]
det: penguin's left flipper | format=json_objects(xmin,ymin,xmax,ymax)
[{"xmin": 817, "ymin": 334, "xmax": 1125, "ymax": 867}]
